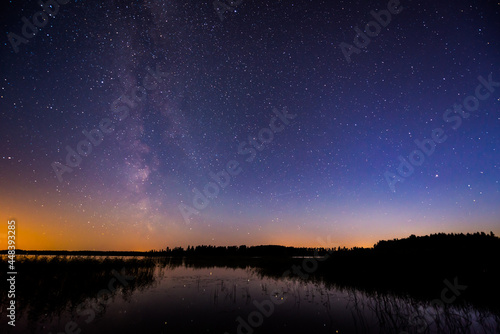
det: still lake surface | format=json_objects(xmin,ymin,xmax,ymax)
[{"xmin": 4, "ymin": 257, "xmax": 499, "ymax": 334}]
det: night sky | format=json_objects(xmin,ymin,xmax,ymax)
[{"xmin": 1, "ymin": 0, "xmax": 499, "ymax": 251}]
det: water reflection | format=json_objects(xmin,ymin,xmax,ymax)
[
  {"xmin": 1, "ymin": 256, "xmax": 498, "ymax": 334},
  {"xmin": 344, "ymin": 288, "xmax": 500, "ymax": 334}
]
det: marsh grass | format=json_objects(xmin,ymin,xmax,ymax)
[{"xmin": 0, "ymin": 255, "xmax": 157, "ymax": 323}]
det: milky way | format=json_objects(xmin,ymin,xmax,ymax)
[{"xmin": 1, "ymin": 0, "xmax": 499, "ymax": 250}]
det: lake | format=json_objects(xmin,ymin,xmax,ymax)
[{"xmin": 2, "ymin": 257, "xmax": 499, "ymax": 334}]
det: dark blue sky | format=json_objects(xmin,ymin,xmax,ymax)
[{"xmin": 1, "ymin": 0, "xmax": 499, "ymax": 250}]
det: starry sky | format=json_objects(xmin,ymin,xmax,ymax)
[{"xmin": 1, "ymin": 0, "xmax": 499, "ymax": 251}]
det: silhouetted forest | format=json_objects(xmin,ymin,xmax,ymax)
[
  {"xmin": 4, "ymin": 231, "xmax": 497, "ymax": 258},
  {"xmin": 2, "ymin": 244, "xmax": 331, "ymax": 257},
  {"xmin": 254, "ymin": 232, "xmax": 500, "ymax": 313}
]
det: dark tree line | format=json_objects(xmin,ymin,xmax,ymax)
[
  {"xmin": 3, "ymin": 231, "xmax": 497, "ymax": 259},
  {"xmin": 147, "ymin": 244, "xmax": 334, "ymax": 257}
]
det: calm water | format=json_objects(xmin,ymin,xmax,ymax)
[{"xmin": 4, "ymin": 259, "xmax": 499, "ymax": 334}]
